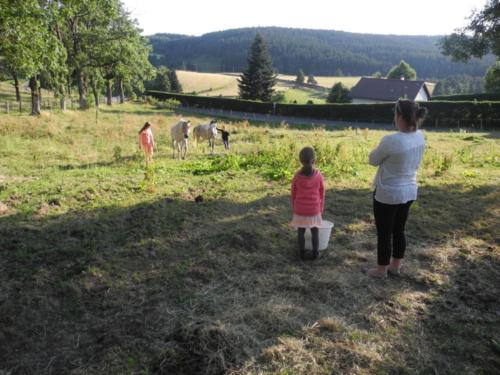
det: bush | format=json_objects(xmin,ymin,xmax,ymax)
[
  {"xmin": 431, "ymin": 93, "xmax": 500, "ymax": 101},
  {"xmin": 155, "ymin": 99, "xmax": 181, "ymax": 110}
]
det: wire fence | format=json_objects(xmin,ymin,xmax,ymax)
[{"xmin": 0, "ymin": 97, "xmax": 123, "ymax": 114}]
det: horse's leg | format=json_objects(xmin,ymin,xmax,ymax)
[{"xmin": 182, "ymin": 141, "xmax": 188, "ymax": 160}]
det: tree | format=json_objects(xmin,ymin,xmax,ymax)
[
  {"xmin": 433, "ymin": 75, "xmax": 484, "ymax": 95},
  {"xmin": 387, "ymin": 60, "xmax": 417, "ymax": 80},
  {"xmin": 145, "ymin": 66, "xmax": 171, "ymax": 92},
  {"xmin": 440, "ymin": 0, "xmax": 499, "ymax": 62},
  {"xmin": 485, "ymin": 62, "xmax": 500, "ymax": 93},
  {"xmin": 327, "ymin": 82, "xmax": 351, "ymax": 103},
  {"xmin": 0, "ymin": 0, "xmax": 66, "ymax": 114},
  {"xmin": 372, "ymin": 71, "xmax": 383, "ymax": 78},
  {"xmin": 440, "ymin": 1, "xmax": 499, "ymax": 95},
  {"xmin": 307, "ymin": 74, "xmax": 317, "ymax": 85},
  {"xmin": 168, "ymin": 70, "xmax": 183, "ymax": 93},
  {"xmin": 238, "ymin": 33, "xmax": 277, "ymax": 101},
  {"xmin": 295, "ymin": 69, "xmax": 305, "ymax": 84}
]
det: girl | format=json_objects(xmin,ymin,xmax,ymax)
[
  {"xmin": 217, "ymin": 125, "xmax": 230, "ymax": 149},
  {"xmin": 138, "ymin": 122, "xmax": 154, "ymax": 164},
  {"xmin": 367, "ymin": 99, "xmax": 427, "ymax": 277},
  {"xmin": 291, "ymin": 147, "xmax": 325, "ymax": 260}
]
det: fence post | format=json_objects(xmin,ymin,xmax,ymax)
[{"xmin": 6, "ymin": 102, "xmax": 9, "ymax": 114}]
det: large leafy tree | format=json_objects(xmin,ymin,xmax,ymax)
[
  {"xmin": 111, "ymin": 8, "xmax": 154, "ymax": 104},
  {"xmin": 387, "ymin": 60, "xmax": 417, "ymax": 80},
  {"xmin": 57, "ymin": 0, "xmax": 121, "ymax": 109},
  {"xmin": 0, "ymin": 0, "xmax": 66, "ymax": 114},
  {"xmin": 440, "ymin": 0, "xmax": 499, "ymax": 61},
  {"xmin": 441, "ymin": 0, "xmax": 499, "ymax": 92},
  {"xmin": 238, "ymin": 33, "xmax": 277, "ymax": 101},
  {"xmin": 145, "ymin": 66, "xmax": 171, "ymax": 92}
]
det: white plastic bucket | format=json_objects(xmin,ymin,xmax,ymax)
[{"xmin": 304, "ymin": 220, "xmax": 334, "ymax": 251}]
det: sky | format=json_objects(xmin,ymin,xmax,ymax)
[{"xmin": 121, "ymin": 0, "xmax": 488, "ymax": 37}]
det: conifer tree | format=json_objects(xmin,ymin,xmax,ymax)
[
  {"xmin": 238, "ymin": 33, "xmax": 276, "ymax": 101},
  {"xmin": 168, "ymin": 70, "xmax": 183, "ymax": 93},
  {"xmin": 295, "ymin": 69, "xmax": 305, "ymax": 84},
  {"xmin": 307, "ymin": 74, "xmax": 317, "ymax": 85}
]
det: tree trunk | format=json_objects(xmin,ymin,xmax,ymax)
[
  {"xmin": 38, "ymin": 79, "xmax": 42, "ymax": 110},
  {"xmin": 60, "ymin": 96, "xmax": 66, "ymax": 111},
  {"xmin": 58, "ymin": 84, "xmax": 65, "ymax": 111},
  {"xmin": 77, "ymin": 70, "xmax": 87, "ymax": 109},
  {"xmin": 90, "ymin": 79, "xmax": 99, "ymax": 108},
  {"xmin": 29, "ymin": 76, "xmax": 40, "ymax": 115},
  {"xmin": 13, "ymin": 72, "xmax": 21, "ymax": 102},
  {"xmin": 118, "ymin": 79, "xmax": 124, "ymax": 104},
  {"xmin": 106, "ymin": 80, "xmax": 112, "ymax": 106}
]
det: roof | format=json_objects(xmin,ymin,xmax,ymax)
[{"xmin": 350, "ymin": 77, "xmax": 432, "ymax": 101}]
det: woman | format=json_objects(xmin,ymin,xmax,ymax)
[{"xmin": 367, "ymin": 99, "xmax": 427, "ymax": 277}]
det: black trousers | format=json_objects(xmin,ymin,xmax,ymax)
[
  {"xmin": 298, "ymin": 227, "xmax": 319, "ymax": 259},
  {"xmin": 373, "ymin": 197, "xmax": 413, "ymax": 266}
]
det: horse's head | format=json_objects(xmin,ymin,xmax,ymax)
[
  {"xmin": 182, "ymin": 120, "xmax": 191, "ymax": 138},
  {"xmin": 209, "ymin": 120, "xmax": 218, "ymax": 135}
]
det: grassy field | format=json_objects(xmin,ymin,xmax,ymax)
[
  {"xmin": 277, "ymin": 74, "xmax": 361, "ymax": 89},
  {"xmin": 281, "ymin": 87, "xmax": 327, "ymax": 104},
  {"xmin": 0, "ymin": 103, "xmax": 499, "ymax": 374},
  {"xmin": 175, "ymin": 71, "xmax": 360, "ymax": 103}
]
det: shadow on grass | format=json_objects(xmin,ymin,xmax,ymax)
[
  {"xmin": 0, "ymin": 183, "xmax": 498, "ymax": 373},
  {"xmin": 58, "ymin": 155, "xmax": 141, "ymax": 171}
]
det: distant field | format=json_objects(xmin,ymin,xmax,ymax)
[
  {"xmin": 281, "ymin": 87, "xmax": 327, "ymax": 104},
  {"xmin": 176, "ymin": 71, "xmax": 239, "ymax": 97},
  {"xmin": 277, "ymin": 74, "xmax": 361, "ymax": 89},
  {"xmin": 175, "ymin": 71, "xmax": 361, "ymax": 103}
]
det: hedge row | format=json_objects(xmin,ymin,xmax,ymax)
[
  {"xmin": 146, "ymin": 91, "xmax": 500, "ymax": 129},
  {"xmin": 431, "ymin": 92, "xmax": 500, "ymax": 102},
  {"xmin": 147, "ymin": 91, "xmax": 273, "ymax": 114}
]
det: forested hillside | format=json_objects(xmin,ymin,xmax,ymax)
[{"xmin": 148, "ymin": 27, "xmax": 494, "ymax": 79}]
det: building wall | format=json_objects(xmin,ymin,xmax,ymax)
[{"xmin": 415, "ymin": 87, "xmax": 429, "ymax": 101}]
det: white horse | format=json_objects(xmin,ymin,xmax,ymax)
[
  {"xmin": 170, "ymin": 119, "xmax": 191, "ymax": 159},
  {"xmin": 193, "ymin": 120, "xmax": 218, "ymax": 154}
]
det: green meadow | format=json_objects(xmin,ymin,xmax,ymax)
[{"xmin": 0, "ymin": 103, "xmax": 499, "ymax": 374}]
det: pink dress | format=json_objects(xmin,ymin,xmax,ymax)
[
  {"xmin": 140, "ymin": 128, "xmax": 154, "ymax": 153},
  {"xmin": 290, "ymin": 169, "xmax": 325, "ymax": 228}
]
